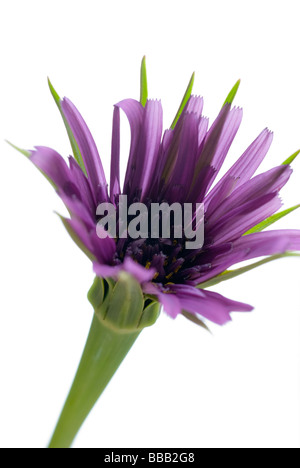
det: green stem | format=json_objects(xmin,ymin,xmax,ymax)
[{"xmin": 48, "ymin": 314, "xmax": 140, "ymax": 449}]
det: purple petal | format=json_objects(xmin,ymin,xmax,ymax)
[
  {"xmin": 207, "ymin": 193, "xmax": 282, "ymax": 244},
  {"xmin": 93, "ymin": 256, "xmax": 156, "ymax": 283},
  {"xmin": 58, "ymin": 191, "xmax": 96, "ymax": 229},
  {"xmin": 142, "ymin": 283, "xmax": 182, "ymax": 318},
  {"xmin": 156, "ymin": 106, "xmax": 206, "ymax": 201},
  {"xmin": 222, "ymin": 128, "xmax": 273, "ymax": 187},
  {"xmin": 122, "ymin": 257, "xmax": 157, "ymax": 282},
  {"xmin": 31, "ymin": 149, "xmax": 98, "ymax": 231},
  {"xmin": 164, "ymin": 112, "xmax": 199, "ymax": 202},
  {"xmin": 159, "ymin": 115, "xmax": 186, "ymax": 185},
  {"xmin": 157, "ymin": 292, "xmax": 182, "ymax": 319},
  {"xmin": 110, "ymin": 106, "xmax": 121, "ymax": 203},
  {"xmin": 62, "ymin": 217, "xmax": 96, "ymax": 258},
  {"xmin": 192, "ymin": 103, "xmax": 232, "ymax": 179},
  {"xmin": 189, "ymin": 165, "xmax": 217, "ymax": 203},
  {"xmin": 133, "ymin": 99, "xmax": 163, "ymax": 201},
  {"xmin": 161, "ymin": 129, "xmax": 174, "ymax": 154},
  {"xmin": 198, "ymin": 116, "xmax": 209, "ymax": 147},
  {"xmin": 61, "ymin": 98, "xmax": 108, "ymax": 202},
  {"xmin": 201, "ymin": 107, "xmax": 243, "ymax": 195},
  {"xmin": 69, "ymin": 156, "xmax": 96, "ymax": 213},
  {"xmin": 233, "ymin": 229, "xmax": 300, "ymax": 257},
  {"xmin": 205, "ymin": 128, "xmax": 273, "ymax": 208},
  {"xmin": 197, "ymin": 229, "xmax": 300, "ymax": 284},
  {"xmin": 64, "ymin": 217, "xmax": 116, "ymax": 264},
  {"xmin": 116, "ymin": 99, "xmax": 144, "ymax": 195},
  {"xmin": 93, "ymin": 263, "xmax": 122, "ymax": 279},
  {"xmin": 186, "ymin": 251, "xmax": 246, "ymax": 285},
  {"xmin": 185, "ymin": 95, "xmax": 204, "ymax": 117},
  {"xmin": 30, "ymin": 146, "xmax": 72, "ymax": 189},
  {"xmin": 147, "ymin": 129, "xmax": 174, "ymax": 200},
  {"xmin": 188, "ymin": 104, "xmax": 238, "ymax": 201},
  {"xmin": 204, "ymin": 175, "xmax": 238, "ymax": 215},
  {"xmin": 207, "ymin": 165, "xmax": 292, "ymax": 224},
  {"xmin": 89, "ymin": 227, "xmax": 117, "ymax": 264},
  {"xmin": 170, "ymin": 284, "xmax": 253, "ymax": 325}
]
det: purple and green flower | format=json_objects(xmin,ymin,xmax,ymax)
[{"xmin": 10, "ymin": 57, "xmax": 300, "ymax": 448}]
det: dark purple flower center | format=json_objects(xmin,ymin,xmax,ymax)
[{"xmin": 99, "ymin": 198, "xmax": 210, "ymax": 286}]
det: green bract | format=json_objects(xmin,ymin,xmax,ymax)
[{"xmin": 88, "ymin": 274, "xmax": 160, "ymax": 332}]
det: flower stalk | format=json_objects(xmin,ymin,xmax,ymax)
[{"xmin": 48, "ymin": 275, "xmax": 160, "ymax": 448}]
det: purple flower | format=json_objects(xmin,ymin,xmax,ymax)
[{"xmin": 27, "ymin": 71, "xmax": 300, "ymax": 326}]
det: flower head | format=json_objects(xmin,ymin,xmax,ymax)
[{"xmin": 23, "ymin": 61, "xmax": 300, "ymax": 326}]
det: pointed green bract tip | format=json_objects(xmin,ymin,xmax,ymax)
[
  {"xmin": 223, "ymin": 79, "xmax": 241, "ymax": 107},
  {"xmin": 171, "ymin": 71, "xmax": 195, "ymax": 130},
  {"xmin": 5, "ymin": 140, "xmax": 31, "ymax": 157},
  {"xmin": 138, "ymin": 301, "xmax": 161, "ymax": 328},
  {"xmin": 56, "ymin": 212, "xmax": 96, "ymax": 261},
  {"xmin": 47, "ymin": 77, "xmax": 61, "ymax": 107},
  {"xmin": 244, "ymin": 204, "xmax": 300, "ymax": 235},
  {"xmin": 181, "ymin": 310, "xmax": 211, "ymax": 333},
  {"xmin": 140, "ymin": 56, "xmax": 148, "ymax": 107},
  {"xmin": 282, "ymin": 149, "xmax": 300, "ymax": 165},
  {"xmin": 47, "ymin": 78, "xmax": 87, "ymax": 175}
]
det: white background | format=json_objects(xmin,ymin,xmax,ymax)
[{"xmin": 0, "ymin": 0, "xmax": 299, "ymax": 449}]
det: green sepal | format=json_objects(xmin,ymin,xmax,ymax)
[
  {"xmin": 197, "ymin": 252, "xmax": 300, "ymax": 289},
  {"xmin": 87, "ymin": 276, "xmax": 106, "ymax": 309},
  {"xmin": 105, "ymin": 272, "xmax": 144, "ymax": 330},
  {"xmin": 7, "ymin": 140, "xmax": 57, "ymax": 189},
  {"xmin": 140, "ymin": 56, "xmax": 148, "ymax": 107},
  {"xmin": 57, "ymin": 213, "xmax": 96, "ymax": 261},
  {"xmin": 222, "ymin": 79, "xmax": 241, "ymax": 107},
  {"xmin": 139, "ymin": 300, "xmax": 161, "ymax": 328},
  {"xmin": 6, "ymin": 140, "xmax": 31, "ymax": 158},
  {"xmin": 48, "ymin": 78, "xmax": 87, "ymax": 176},
  {"xmin": 245, "ymin": 204, "xmax": 300, "ymax": 235},
  {"xmin": 170, "ymin": 72, "xmax": 195, "ymax": 129},
  {"xmin": 181, "ymin": 310, "xmax": 211, "ymax": 333},
  {"xmin": 282, "ymin": 149, "xmax": 300, "ymax": 165},
  {"xmin": 89, "ymin": 274, "xmax": 160, "ymax": 332}
]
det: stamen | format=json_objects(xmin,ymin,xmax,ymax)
[
  {"xmin": 166, "ymin": 272, "xmax": 174, "ymax": 280},
  {"xmin": 174, "ymin": 264, "xmax": 182, "ymax": 274}
]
